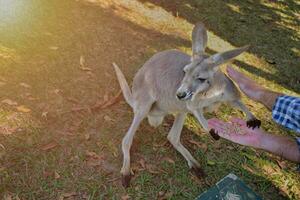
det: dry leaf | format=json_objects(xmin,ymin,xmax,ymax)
[
  {"xmin": 84, "ymin": 133, "xmax": 90, "ymax": 140},
  {"xmin": 41, "ymin": 142, "xmax": 58, "ymax": 151},
  {"xmin": 54, "ymin": 171, "xmax": 60, "ymax": 179},
  {"xmin": 43, "ymin": 170, "xmax": 52, "ymax": 178},
  {"xmin": 1, "ymin": 99, "xmax": 18, "ymax": 106},
  {"xmin": 49, "ymin": 46, "xmax": 59, "ymax": 50},
  {"xmin": 138, "ymin": 158, "xmax": 146, "ymax": 169},
  {"xmin": 79, "ymin": 66, "xmax": 92, "ymax": 71},
  {"xmin": 121, "ymin": 194, "xmax": 130, "ymax": 200},
  {"xmin": 42, "ymin": 111, "xmax": 48, "ymax": 117},
  {"xmin": 16, "ymin": 105, "xmax": 31, "ymax": 113},
  {"xmin": 162, "ymin": 157, "xmax": 175, "ymax": 164},
  {"xmin": 188, "ymin": 139, "xmax": 208, "ymax": 152},
  {"xmin": 80, "ymin": 55, "xmax": 85, "ymax": 66},
  {"xmin": 276, "ymin": 160, "xmax": 286, "ymax": 169},
  {"xmin": 103, "ymin": 94, "xmax": 109, "ymax": 102},
  {"xmin": 3, "ymin": 193, "xmax": 12, "ymax": 200},
  {"xmin": 19, "ymin": 82, "xmax": 31, "ymax": 88},
  {"xmin": 104, "ymin": 115, "xmax": 113, "ymax": 122},
  {"xmin": 59, "ymin": 192, "xmax": 77, "ymax": 200},
  {"xmin": 85, "ymin": 151, "xmax": 103, "ymax": 160},
  {"xmin": 53, "ymin": 89, "xmax": 61, "ymax": 95}
]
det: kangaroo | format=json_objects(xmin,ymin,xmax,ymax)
[{"xmin": 113, "ymin": 22, "xmax": 261, "ymax": 187}]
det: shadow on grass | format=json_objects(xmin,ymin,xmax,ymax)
[{"xmin": 138, "ymin": 0, "xmax": 300, "ymax": 93}]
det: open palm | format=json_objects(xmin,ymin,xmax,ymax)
[{"xmin": 208, "ymin": 118, "xmax": 264, "ymax": 148}]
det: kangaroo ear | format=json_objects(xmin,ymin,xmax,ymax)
[
  {"xmin": 192, "ymin": 22, "xmax": 208, "ymax": 60},
  {"xmin": 207, "ymin": 45, "xmax": 249, "ymax": 68}
]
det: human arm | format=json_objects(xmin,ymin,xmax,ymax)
[
  {"xmin": 226, "ymin": 66, "xmax": 282, "ymax": 111},
  {"xmin": 208, "ymin": 118, "xmax": 300, "ymax": 163}
]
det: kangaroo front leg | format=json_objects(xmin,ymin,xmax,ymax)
[
  {"xmin": 191, "ymin": 108, "xmax": 209, "ymax": 131},
  {"xmin": 192, "ymin": 109, "xmax": 220, "ymax": 140},
  {"xmin": 167, "ymin": 113, "xmax": 205, "ymax": 178},
  {"xmin": 231, "ymin": 100, "xmax": 261, "ymax": 129}
]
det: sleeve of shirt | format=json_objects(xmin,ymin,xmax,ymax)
[{"xmin": 272, "ymin": 95, "xmax": 300, "ymax": 133}]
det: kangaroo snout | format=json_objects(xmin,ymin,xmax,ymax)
[
  {"xmin": 176, "ymin": 91, "xmax": 187, "ymax": 99},
  {"xmin": 176, "ymin": 90, "xmax": 193, "ymax": 100}
]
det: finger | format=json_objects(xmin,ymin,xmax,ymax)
[{"xmin": 230, "ymin": 117, "xmax": 247, "ymax": 127}]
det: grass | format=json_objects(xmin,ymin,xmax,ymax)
[{"xmin": 0, "ymin": 0, "xmax": 299, "ymax": 199}]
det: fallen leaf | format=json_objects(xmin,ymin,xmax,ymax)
[
  {"xmin": 54, "ymin": 171, "xmax": 60, "ymax": 179},
  {"xmin": 162, "ymin": 157, "xmax": 175, "ymax": 164},
  {"xmin": 19, "ymin": 82, "xmax": 31, "ymax": 88},
  {"xmin": 16, "ymin": 105, "xmax": 31, "ymax": 113},
  {"xmin": 59, "ymin": 192, "xmax": 77, "ymax": 200},
  {"xmin": 121, "ymin": 194, "xmax": 130, "ymax": 200},
  {"xmin": 80, "ymin": 55, "xmax": 85, "ymax": 66},
  {"xmin": 43, "ymin": 170, "xmax": 52, "ymax": 178},
  {"xmin": 53, "ymin": 89, "xmax": 61, "ymax": 95},
  {"xmin": 42, "ymin": 111, "xmax": 48, "ymax": 117},
  {"xmin": 3, "ymin": 193, "xmax": 12, "ymax": 200},
  {"xmin": 103, "ymin": 94, "xmax": 109, "ymax": 102},
  {"xmin": 188, "ymin": 139, "xmax": 208, "ymax": 152},
  {"xmin": 262, "ymin": 164, "xmax": 275, "ymax": 175},
  {"xmin": 276, "ymin": 160, "xmax": 286, "ymax": 169},
  {"xmin": 66, "ymin": 97, "xmax": 80, "ymax": 104},
  {"xmin": 85, "ymin": 150, "xmax": 104, "ymax": 160},
  {"xmin": 104, "ymin": 115, "xmax": 113, "ymax": 122},
  {"xmin": 139, "ymin": 158, "xmax": 146, "ymax": 169},
  {"xmin": 1, "ymin": 99, "xmax": 18, "ymax": 106},
  {"xmin": 79, "ymin": 66, "xmax": 92, "ymax": 71},
  {"xmin": 84, "ymin": 133, "xmax": 90, "ymax": 140},
  {"xmin": 41, "ymin": 142, "xmax": 58, "ymax": 151},
  {"xmin": 49, "ymin": 46, "xmax": 59, "ymax": 50}
]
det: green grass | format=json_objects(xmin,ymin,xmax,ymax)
[{"xmin": 0, "ymin": 0, "xmax": 299, "ymax": 199}]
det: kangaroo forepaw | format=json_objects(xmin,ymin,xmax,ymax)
[
  {"xmin": 246, "ymin": 118, "xmax": 261, "ymax": 129},
  {"xmin": 121, "ymin": 174, "xmax": 132, "ymax": 188},
  {"xmin": 209, "ymin": 129, "xmax": 220, "ymax": 140},
  {"xmin": 190, "ymin": 166, "xmax": 206, "ymax": 179}
]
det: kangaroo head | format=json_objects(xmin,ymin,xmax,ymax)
[{"xmin": 176, "ymin": 22, "xmax": 249, "ymax": 101}]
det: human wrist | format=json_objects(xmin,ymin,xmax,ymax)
[
  {"xmin": 255, "ymin": 130, "xmax": 271, "ymax": 150},
  {"xmin": 259, "ymin": 90, "xmax": 282, "ymax": 111}
]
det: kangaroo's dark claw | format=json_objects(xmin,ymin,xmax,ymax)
[
  {"xmin": 246, "ymin": 118, "xmax": 261, "ymax": 129},
  {"xmin": 209, "ymin": 129, "xmax": 220, "ymax": 140}
]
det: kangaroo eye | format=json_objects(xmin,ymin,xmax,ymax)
[{"xmin": 197, "ymin": 78, "xmax": 206, "ymax": 82}]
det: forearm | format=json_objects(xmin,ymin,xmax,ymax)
[
  {"xmin": 258, "ymin": 132, "xmax": 300, "ymax": 162},
  {"xmin": 259, "ymin": 90, "xmax": 283, "ymax": 111}
]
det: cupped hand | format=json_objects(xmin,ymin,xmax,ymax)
[{"xmin": 208, "ymin": 117, "xmax": 265, "ymax": 148}]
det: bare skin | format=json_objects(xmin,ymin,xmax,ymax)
[
  {"xmin": 208, "ymin": 66, "xmax": 300, "ymax": 163},
  {"xmin": 226, "ymin": 66, "xmax": 282, "ymax": 110}
]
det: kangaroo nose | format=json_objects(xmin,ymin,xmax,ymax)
[{"xmin": 177, "ymin": 91, "xmax": 187, "ymax": 99}]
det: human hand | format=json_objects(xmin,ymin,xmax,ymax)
[{"xmin": 208, "ymin": 117, "xmax": 266, "ymax": 148}]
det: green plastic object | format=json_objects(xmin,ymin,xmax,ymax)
[{"xmin": 195, "ymin": 173, "xmax": 262, "ymax": 200}]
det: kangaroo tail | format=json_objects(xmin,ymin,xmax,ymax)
[{"xmin": 113, "ymin": 63, "xmax": 134, "ymax": 108}]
